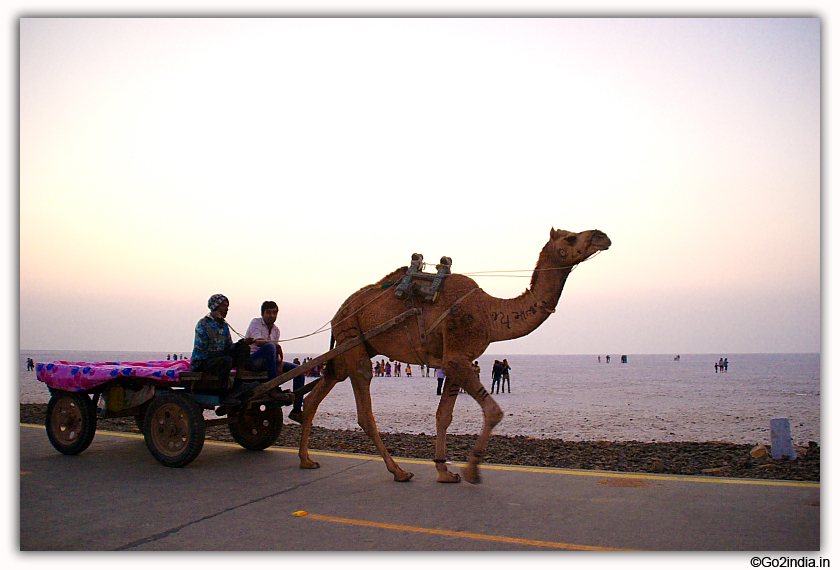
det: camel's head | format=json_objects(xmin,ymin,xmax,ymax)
[{"xmin": 547, "ymin": 227, "xmax": 611, "ymax": 266}]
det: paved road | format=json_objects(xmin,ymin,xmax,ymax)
[{"xmin": 20, "ymin": 424, "xmax": 819, "ymax": 551}]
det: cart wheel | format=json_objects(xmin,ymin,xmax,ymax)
[
  {"xmin": 45, "ymin": 391, "xmax": 97, "ymax": 455},
  {"xmin": 229, "ymin": 401, "xmax": 283, "ymax": 450},
  {"xmin": 143, "ymin": 391, "xmax": 205, "ymax": 468}
]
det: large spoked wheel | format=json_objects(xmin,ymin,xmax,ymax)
[
  {"xmin": 229, "ymin": 400, "xmax": 283, "ymax": 450},
  {"xmin": 143, "ymin": 391, "xmax": 205, "ymax": 468},
  {"xmin": 45, "ymin": 391, "xmax": 97, "ymax": 455}
]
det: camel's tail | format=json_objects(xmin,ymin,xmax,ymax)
[{"xmin": 323, "ymin": 334, "xmax": 336, "ymax": 377}]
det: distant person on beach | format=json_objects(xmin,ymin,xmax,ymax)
[
  {"xmin": 435, "ymin": 367, "xmax": 445, "ymax": 395},
  {"xmin": 406, "ymin": 364, "xmax": 412, "ymax": 377},
  {"xmin": 191, "ymin": 294, "xmax": 254, "ymax": 406},
  {"xmin": 723, "ymin": 358, "xmax": 728, "ymax": 372},
  {"xmin": 491, "ymin": 360, "xmax": 502, "ymax": 394},
  {"xmin": 714, "ymin": 361, "xmax": 719, "ymax": 373},
  {"xmin": 247, "ymin": 300, "xmax": 306, "ymax": 422},
  {"xmin": 598, "ymin": 355, "xmax": 601, "ymax": 363},
  {"xmin": 26, "ymin": 358, "xmax": 34, "ymax": 371},
  {"xmin": 606, "ymin": 355, "xmax": 611, "ymax": 363},
  {"xmin": 473, "ymin": 361, "xmax": 480, "ymax": 381},
  {"xmin": 501, "ymin": 359, "xmax": 511, "ymax": 393}
]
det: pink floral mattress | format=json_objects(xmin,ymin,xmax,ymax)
[{"xmin": 36, "ymin": 360, "xmax": 192, "ymax": 392}]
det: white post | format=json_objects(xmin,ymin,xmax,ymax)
[{"xmin": 770, "ymin": 418, "xmax": 797, "ymax": 460}]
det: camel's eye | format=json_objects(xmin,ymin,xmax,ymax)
[{"xmin": 564, "ymin": 235, "xmax": 578, "ymax": 246}]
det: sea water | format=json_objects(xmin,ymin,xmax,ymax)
[{"xmin": 19, "ymin": 351, "xmax": 820, "ymax": 445}]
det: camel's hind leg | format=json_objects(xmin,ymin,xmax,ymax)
[
  {"xmin": 349, "ymin": 366, "xmax": 414, "ymax": 482},
  {"xmin": 444, "ymin": 357, "xmax": 503, "ymax": 484},
  {"xmin": 433, "ymin": 378, "xmax": 461, "ymax": 483},
  {"xmin": 297, "ymin": 370, "xmax": 342, "ymax": 469}
]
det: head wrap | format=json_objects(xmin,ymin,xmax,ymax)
[{"xmin": 208, "ymin": 294, "xmax": 229, "ymax": 311}]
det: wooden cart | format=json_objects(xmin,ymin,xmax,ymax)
[{"xmin": 43, "ymin": 308, "xmax": 419, "ymax": 467}]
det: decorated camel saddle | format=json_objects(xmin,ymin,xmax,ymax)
[{"xmin": 393, "ymin": 253, "xmax": 452, "ymax": 303}]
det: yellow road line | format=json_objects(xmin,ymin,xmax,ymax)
[
  {"xmin": 291, "ymin": 511, "xmax": 632, "ymax": 551},
  {"xmin": 20, "ymin": 423, "xmax": 819, "ymax": 488}
]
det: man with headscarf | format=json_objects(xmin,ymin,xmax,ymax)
[{"xmin": 190, "ymin": 294, "xmax": 254, "ymax": 406}]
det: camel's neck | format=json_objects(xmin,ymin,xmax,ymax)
[{"xmin": 487, "ymin": 250, "xmax": 572, "ymax": 344}]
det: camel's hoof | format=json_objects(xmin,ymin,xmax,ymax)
[
  {"xmin": 462, "ymin": 464, "xmax": 481, "ymax": 485},
  {"xmin": 394, "ymin": 470, "xmax": 414, "ymax": 482},
  {"xmin": 300, "ymin": 459, "xmax": 321, "ymax": 470},
  {"xmin": 436, "ymin": 471, "xmax": 461, "ymax": 484}
]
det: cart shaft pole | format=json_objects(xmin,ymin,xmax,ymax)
[{"xmin": 239, "ymin": 308, "xmax": 420, "ymax": 402}]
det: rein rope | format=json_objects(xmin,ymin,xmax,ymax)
[{"xmin": 229, "ymin": 250, "xmax": 602, "ymax": 344}]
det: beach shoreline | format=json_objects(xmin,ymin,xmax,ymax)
[
  {"xmin": 20, "ymin": 352, "xmax": 820, "ymax": 445},
  {"xmin": 19, "ymin": 403, "xmax": 819, "ymax": 481}
]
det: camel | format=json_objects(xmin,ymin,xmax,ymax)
[{"xmin": 296, "ymin": 227, "xmax": 611, "ymax": 483}]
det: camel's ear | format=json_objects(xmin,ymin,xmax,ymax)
[{"xmin": 550, "ymin": 227, "xmax": 559, "ymax": 240}]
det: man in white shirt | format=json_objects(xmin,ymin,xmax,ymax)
[{"xmin": 247, "ymin": 300, "xmax": 306, "ymax": 422}]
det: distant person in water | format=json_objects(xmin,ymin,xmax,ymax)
[
  {"xmin": 491, "ymin": 360, "xmax": 502, "ymax": 394},
  {"xmin": 501, "ymin": 359, "xmax": 511, "ymax": 393},
  {"xmin": 190, "ymin": 294, "xmax": 254, "ymax": 406}
]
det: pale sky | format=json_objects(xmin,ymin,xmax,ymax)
[{"xmin": 18, "ymin": 16, "xmax": 821, "ymax": 355}]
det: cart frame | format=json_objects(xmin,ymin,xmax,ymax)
[{"xmin": 43, "ymin": 308, "xmax": 420, "ymax": 467}]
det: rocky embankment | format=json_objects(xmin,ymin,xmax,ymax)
[{"xmin": 21, "ymin": 403, "xmax": 818, "ymax": 481}]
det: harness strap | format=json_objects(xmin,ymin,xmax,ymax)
[{"xmin": 424, "ymin": 287, "xmax": 481, "ymax": 335}]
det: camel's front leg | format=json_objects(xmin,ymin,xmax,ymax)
[
  {"xmin": 445, "ymin": 359, "xmax": 503, "ymax": 484},
  {"xmin": 298, "ymin": 373, "xmax": 340, "ymax": 469},
  {"xmin": 434, "ymin": 379, "xmax": 461, "ymax": 483},
  {"xmin": 350, "ymin": 373, "xmax": 414, "ymax": 482}
]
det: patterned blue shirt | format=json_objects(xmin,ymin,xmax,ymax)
[{"xmin": 190, "ymin": 315, "xmax": 233, "ymax": 369}]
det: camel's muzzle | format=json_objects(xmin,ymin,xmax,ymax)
[{"xmin": 590, "ymin": 230, "xmax": 611, "ymax": 251}]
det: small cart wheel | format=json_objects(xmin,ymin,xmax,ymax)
[
  {"xmin": 143, "ymin": 391, "xmax": 205, "ymax": 468},
  {"xmin": 45, "ymin": 391, "xmax": 97, "ymax": 455},
  {"xmin": 229, "ymin": 401, "xmax": 283, "ymax": 450}
]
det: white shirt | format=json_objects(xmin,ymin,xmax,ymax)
[
  {"xmin": 436, "ymin": 368, "xmax": 445, "ymax": 380},
  {"xmin": 246, "ymin": 317, "xmax": 280, "ymax": 354}
]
